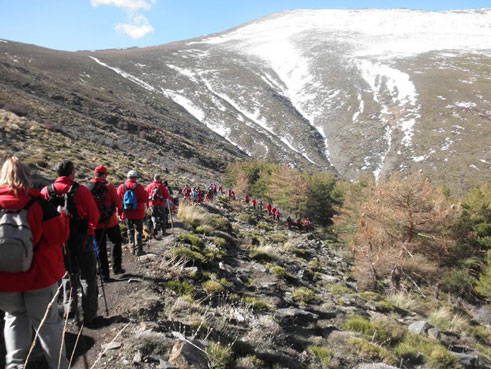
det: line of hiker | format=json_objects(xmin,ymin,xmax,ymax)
[
  {"xmin": 0, "ymin": 156, "xmax": 175, "ymax": 369},
  {"xmin": 242, "ymin": 193, "xmax": 313, "ymax": 231},
  {"xmin": 181, "ymin": 183, "xmax": 221, "ymax": 205}
]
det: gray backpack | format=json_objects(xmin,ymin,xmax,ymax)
[{"xmin": 0, "ymin": 198, "xmax": 37, "ymax": 273}]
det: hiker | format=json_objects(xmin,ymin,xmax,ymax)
[
  {"xmin": 117, "ymin": 170, "xmax": 148, "ymax": 256},
  {"xmin": 251, "ymin": 198, "xmax": 257, "ymax": 209},
  {"xmin": 296, "ymin": 218, "xmax": 303, "ymax": 230},
  {"xmin": 227, "ymin": 188, "xmax": 232, "ymax": 199},
  {"xmin": 41, "ymin": 160, "xmax": 100, "ymax": 326},
  {"xmin": 258, "ymin": 199, "xmax": 263, "ymax": 213},
  {"xmin": 275, "ymin": 208, "xmax": 281, "ymax": 222},
  {"xmin": 271, "ymin": 206, "xmax": 276, "ymax": 219},
  {"xmin": 244, "ymin": 194, "xmax": 250, "ymax": 204},
  {"xmin": 286, "ymin": 215, "xmax": 292, "ymax": 228},
  {"xmin": 231, "ymin": 191, "xmax": 236, "ymax": 200},
  {"xmin": 145, "ymin": 174, "xmax": 170, "ymax": 238},
  {"xmin": 0, "ymin": 157, "xmax": 70, "ymax": 369},
  {"xmin": 304, "ymin": 217, "xmax": 312, "ymax": 230},
  {"xmin": 88, "ymin": 166, "xmax": 125, "ymax": 281},
  {"xmin": 181, "ymin": 185, "xmax": 191, "ymax": 200},
  {"xmin": 266, "ymin": 202, "xmax": 272, "ymax": 215}
]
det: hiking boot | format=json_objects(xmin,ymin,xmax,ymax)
[
  {"xmin": 113, "ymin": 268, "xmax": 125, "ymax": 275},
  {"xmin": 136, "ymin": 250, "xmax": 145, "ymax": 257}
]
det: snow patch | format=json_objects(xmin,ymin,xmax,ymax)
[
  {"xmin": 0, "ymin": 40, "xmax": 7, "ymax": 43},
  {"xmin": 89, "ymin": 56, "xmax": 156, "ymax": 92}
]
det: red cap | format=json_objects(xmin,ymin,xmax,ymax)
[{"xmin": 94, "ymin": 166, "xmax": 107, "ymax": 174}]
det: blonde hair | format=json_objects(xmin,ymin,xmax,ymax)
[{"xmin": 0, "ymin": 157, "xmax": 31, "ymax": 194}]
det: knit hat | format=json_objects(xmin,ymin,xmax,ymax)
[{"xmin": 94, "ymin": 166, "xmax": 107, "ymax": 174}]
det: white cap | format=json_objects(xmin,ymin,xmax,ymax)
[{"xmin": 127, "ymin": 170, "xmax": 138, "ymax": 178}]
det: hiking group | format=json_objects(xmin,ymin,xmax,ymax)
[{"xmin": 0, "ymin": 157, "xmax": 173, "ymax": 369}]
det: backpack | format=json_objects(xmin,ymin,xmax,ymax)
[
  {"xmin": 123, "ymin": 184, "xmax": 138, "ymax": 211},
  {"xmin": 0, "ymin": 198, "xmax": 38, "ymax": 273},
  {"xmin": 150, "ymin": 186, "xmax": 163, "ymax": 202},
  {"xmin": 47, "ymin": 182, "xmax": 88, "ymax": 240},
  {"xmin": 87, "ymin": 181, "xmax": 114, "ymax": 223}
]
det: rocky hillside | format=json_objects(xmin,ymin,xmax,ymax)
[
  {"xmin": 2, "ymin": 8, "xmax": 491, "ymax": 194},
  {"xmin": 3, "ymin": 195, "xmax": 488, "ymax": 369}
]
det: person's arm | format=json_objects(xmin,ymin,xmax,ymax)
[
  {"xmin": 109, "ymin": 183, "xmax": 123, "ymax": 211},
  {"xmin": 80, "ymin": 186, "xmax": 100, "ymax": 234}
]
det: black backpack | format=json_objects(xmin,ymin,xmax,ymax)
[
  {"xmin": 151, "ymin": 186, "xmax": 163, "ymax": 202},
  {"xmin": 87, "ymin": 181, "xmax": 114, "ymax": 223},
  {"xmin": 47, "ymin": 182, "xmax": 88, "ymax": 240}
]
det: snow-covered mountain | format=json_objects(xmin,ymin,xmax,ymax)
[{"xmin": 1, "ymin": 8, "xmax": 490, "ymax": 191}]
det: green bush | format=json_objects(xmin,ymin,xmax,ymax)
[
  {"xmin": 440, "ymin": 269, "xmax": 476, "ymax": 298},
  {"xmin": 292, "ymin": 287, "xmax": 319, "ymax": 304},
  {"xmin": 202, "ymin": 280, "xmax": 224, "ymax": 295},
  {"xmin": 243, "ymin": 296, "xmax": 272, "ymax": 312},
  {"xmin": 213, "ymin": 236, "xmax": 228, "ymax": 248},
  {"xmin": 179, "ymin": 233, "xmax": 204, "ymax": 248},
  {"xmin": 344, "ymin": 316, "xmax": 405, "ymax": 344},
  {"xmin": 348, "ymin": 337, "xmax": 394, "ymax": 364},
  {"xmin": 196, "ymin": 225, "xmax": 213, "ymax": 235},
  {"xmin": 165, "ymin": 280, "xmax": 194, "ymax": 296},
  {"xmin": 330, "ymin": 284, "xmax": 352, "ymax": 295},
  {"xmin": 271, "ymin": 266, "xmax": 287, "ymax": 278},
  {"xmin": 394, "ymin": 333, "xmax": 460, "ymax": 369},
  {"xmin": 172, "ymin": 247, "xmax": 206, "ymax": 262},
  {"xmin": 308, "ymin": 345, "xmax": 333, "ymax": 367},
  {"xmin": 207, "ymin": 343, "xmax": 234, "ymax": 369},
  {"xmin": 270, "ymin": 233, "xmax": 287, "ymax": 243}
]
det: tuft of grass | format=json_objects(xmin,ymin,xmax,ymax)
[
  {"xmin": 292, "ymin": 287, "xmax": 319, "ymax": 304},
  {"xmin": 428, "ymin": 307, "xmax": 469, "ymax": 333},
  {"xmin": 348, "ymin": 337, "xmax": 395, "ymax": 364},
  {"xmin": 179, "ymin": 233, "xmax": 204, "ymax": 248},
  {"xmin": 250, "ymin": 246, "xmax": 276, "ymax": 262},
  {"xmin": 308, "ymin": 345, "xmax": 333, "ymax": 368},
  {"xmin": 196, "ymin": 225, "xmax": 213, "ymax": 235},
  {"xmin": 386, "ymin": 291, "xmax": 417, "ymax": 310},
  {"xmin": 213, "ymin": 236, "xmax": 228, "ymax": 248},
  {"xmin": 271, "ymin": 266, "xmax": 287, "ymax": 278},
  {"xmin": 270, "ymin": 233, "xmax": 287, "ymax": 243},
  {"xmin": 207, "ymin": 343, "xmax": 234, "ymax": 369},
  {"xmin": 330, "ymin": 284, "xmax": 353, "ymax": 295},
  {"xmin": 394, "ymin": 332, "xmax": 460, "ymax": 369},
  {"xmin": 257, "ymin": 222, "xmax": 272, "ymax": 231},
  {"xmin": 243, "ymin": 296, "xmax": 272, "ymax": 312},
  {"xmin": 165, "ymin": 280, "xmax": 194, "ymax": 296},
  {"xmin": 202, "ymin": 280, "xmax": 224, "ymax": 295},
  {"xmin": 360, "ymin": 291, "xmax": 382, "ymax": 301},
  {"xmin": 344, "ymin": 316, "xmax": 406, "ymax": 344},
  {"xmin": 172, "ymin": 247, "xmax": 206, "ymax": 262}
]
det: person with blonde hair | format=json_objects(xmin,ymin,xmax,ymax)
[{"xmin": 0, "ymin": 157, "xmax": 70, "ymax": 369}]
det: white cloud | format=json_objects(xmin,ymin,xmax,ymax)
[
  {"xmin": 115, "ymin": 14, "xmax": 154, "ymax": 39},
  {"xmin": 91, "ymin": 0, "xmax": 156, "ymax": 11}
]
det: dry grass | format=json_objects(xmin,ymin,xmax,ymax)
[{"xmin": 428, "ymin": 306, "xmax": 469, "ymax": 333}]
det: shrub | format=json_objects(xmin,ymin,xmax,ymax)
[
  {"xmin": 172, "ymin": 247, "xmax": 206, "ymax": 262},
  {"xmin": 308, "ymin": 345, "xmax": 333, "ymax": 368},
  {"xmin": 202, "ymin": 280, "xmax": 224, "ymax": 295},
  {"xmin": 292, "ymin": 287, "xmax": 319, "ymax": 304},
  {"xmin": 213, "ymin": 237, "xmax": 228, "ymax": 248},
  {"xmin": 179, "ymin": 233, "xmax": 204, "ymax": 248},
  {"xmin": 243, "ymin": 296, "xmax": 272, "ymax": 312},
  {"xmin": 330, "ymin": 284, "xmax": 352, "ymax": 295},
  {"xmin": 270, "ymin": 233, "xmax": 287, "ymax": 243},
  {"xmin": 428, "ymin": 307, "xmax": 469, "ymax": 333},
  {"xmin": 344, "ymin": 316, "xmax": 405, "ymax": 344},
  {"xmin": 271, "ymin": 266, "xmax": 287, "ymax": 278},
  {"xmin": 440, "ymin": 269, "xmax": 476, "ymax": 298},
  {"xmin": 196, "ymin": 225, "xmax": 213, "ymax": 235},
  {"xmin": 394, "ymin": 332, "xmax": 460, "ymax": 369},
  {"xmin": 207, "ymin": 343, "xmax": 234, "ymax": 369},
  {"xmin": 257, "ymin": 221, "xmax": 272, "ymax": 231},
  {"xmin": 348, "ymin": 337, "xmax": 394, "ymax": 364},
  {"xmin": 165, "ymin": 280, "xmax": 194, "ymax": 296}
]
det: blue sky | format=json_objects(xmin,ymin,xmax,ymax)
[{"xmin": 0, "ymin": 0, "xmax": 489, "ymax": 51}]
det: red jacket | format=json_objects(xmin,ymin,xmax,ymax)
[
  {"xmin": 266, "ymin": 203, "xmax": 272, "ymax": 211},
  {"xmin": 145, "ymin": 181, "xmax": 170, "ymax": 207},
  {"xmin": 117, "ymin": 179, "xmax": 148, "ymax": 220},
  {"xmin": 89, "ymin": 178, "xmax": 122, "ymax": 229},
  {"xmin": 41, "ymin": 177, "xmax": 100, "ymax": 236},
  {"xmin": 0, "ymin": 187, "xmax": 69, "ymax": 292}
]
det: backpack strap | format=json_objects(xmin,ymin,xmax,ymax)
[
  {"xmin": 47, "ymin": 183, "xmax": 57, "ymax": 197},
  {"xmin": 68, "ymin": 182, "xmax": 80, "ymax": 195},
  {"xmin": 123, "ymin": 184, "xmax": 128, "ymax": 191}
]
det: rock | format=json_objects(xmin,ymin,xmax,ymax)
[
  {"xmin": 139, "ymin": 321, "xmax": 159, "ymax": 331},
  {"xmin": 218, "ymin": 261, "xmax": 234, "ymax": 273},
  {"xmin": 451, "ymin": 352, "xmax": 480, "ymax": 369},
  {"xmin": 103, "ymin": 341, "xmax": 122, "ymax": 350},
  {"xmin": 133, "ymin": 350, "xmax": 142, "ymax": 363},
  {"xmin": 275, "ymin": 308, "xmax": 319, "ymax": 324},
  {"xmin": 471, "ymin": 305, "xmax": 490, "ymax": 326},
  {"xmin": 353, "ymin": 364, "xmax": 399, "ymax": 369},
  {"xmin": 427, "ymin": 327, "xmax": 440, "ymax": 339},
  {"xmin": 139, "ymin": 253, "xmax": 159, "ymax": 263},
  {"xmin": 408, "ymin": 320, "xmax": 430, "ymax": 334},
  {"xmin": 168, "ymin": 340, "xmax": 208, "ymax": 369},
  {"xmin": 252, "ymin": 264, "xmax": 267, "ymax": 273}
]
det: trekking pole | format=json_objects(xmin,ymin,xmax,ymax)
[
  {"xmin": 92, "ymin": 237, "xmax": 110, "ymax": 315},
  {"xmin": 167, "ymin": 200, "xmax": 174, "ymax": 229}
]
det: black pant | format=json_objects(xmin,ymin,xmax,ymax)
[
  {"xmin": 62, "ymin": 234, "xmax": 98, "ymax": 322},
  {"xmin": 95, "ymin": 224, "xmax": 124, "ymax": 276},
  {"xmin": 127, "ymin": 218, "xmax": 144, "ymax": 254}
]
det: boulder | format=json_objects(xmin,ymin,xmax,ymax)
[
  {"xmin": 353, "ymin": 364, "xmax": 399, "ymax": 369},
  {"xmin": 168, "ymin": 340, "xmax": 208, "ymax": 369},
  {"xmin": 451, "ymin": 351, "xmax": 480, "ymax": 369},
  {"xmin": 408, "ymin": 320, "xmax": 430, "ymax": 334},
  {"xmin": 275, "ymin": 308, "xmax": 319, "ymax": 324}
]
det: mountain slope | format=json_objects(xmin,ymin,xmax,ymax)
[{"xmin": 1, "ymin": 9, "xmax": 490, "ymax": 193}]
